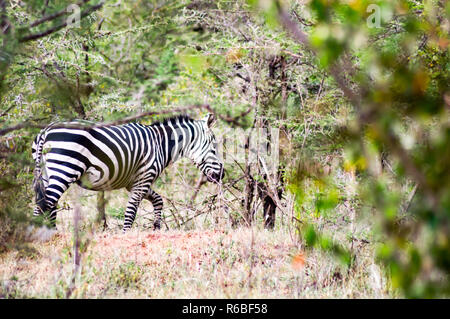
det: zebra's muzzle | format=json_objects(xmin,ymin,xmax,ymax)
[{"xmin": 206, "ymin": 166, "xmax": 224, "ymax": 183}]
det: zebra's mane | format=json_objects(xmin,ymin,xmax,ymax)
[{"xmin": 148, "ymin": 114, "xmax": 195, "ymax": 127}]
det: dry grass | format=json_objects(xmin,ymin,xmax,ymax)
[
  {"xmin": 0, "ymin": 221, "xmax": 392, "ymax": 298},
  {"xmin": 0, "ymin": 164, "xmax": 395, "ymax": 298}
]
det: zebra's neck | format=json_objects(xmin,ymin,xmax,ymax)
[{"xmin": 152, "ymin": 117, "xmax": 197, "ymax": 168}]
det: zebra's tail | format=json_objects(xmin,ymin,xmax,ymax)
[
  {"xmin": 33, "ymin": 169, "xmax": 47, "ymax": 215},
  {"xmin": 32, "ymin": 133, "xmax": 47, "ymax": 215}
]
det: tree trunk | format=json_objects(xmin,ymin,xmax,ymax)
[
  {"xmin": 256, "ymin": 55, "xmax": 288, "ymax": 229},
  {"xmin": 243, "ymin": 134, "xmax": 255, "ymax": 225},
  {"xmin": 96, "ymin": 191, "xmax": 107, "ymax": 230}
]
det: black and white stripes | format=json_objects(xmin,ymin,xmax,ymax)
[{"xmin": 32, "ymin": 114, "xmax": 224, "ymax": 231}]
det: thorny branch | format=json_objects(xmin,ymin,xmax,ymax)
[
  {"xmin": 0, "ymin": 102, "xmax": 257, "ymax": 136},
  {"xmin": 0, "ymin": 104, "xmax": 212, "ymax": 136}
]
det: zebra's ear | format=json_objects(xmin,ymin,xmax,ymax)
[{"xmin": 202, "ymin": 113, "xmax": 216, "ymax": 128}]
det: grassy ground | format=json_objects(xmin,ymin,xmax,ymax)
[
  {"xmin": 0, "ymin": 159, "xmax": 395, "ymax": 298},
  {"xmin": 0, "ymin": 210, "xmax": 392, "ymax": 298}
]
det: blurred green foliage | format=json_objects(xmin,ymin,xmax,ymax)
[{"xmin": 263, "ymin": 0, "xmax": 448, "ymax": 297}]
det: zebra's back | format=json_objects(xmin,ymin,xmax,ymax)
[{"xmin": 37, "ymin": 122, "xmax": 158, "ymax": 191}]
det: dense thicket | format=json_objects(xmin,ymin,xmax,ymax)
[{"xmin": 0, "ymin": 0, "xmax": 448, "ymax": 297}]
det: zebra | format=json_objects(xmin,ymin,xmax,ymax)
[{"xmin": 31, "ymin": 113, "xmax": 224, "ymax": 231}]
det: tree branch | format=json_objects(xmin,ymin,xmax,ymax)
[
  {"xmin": 19, "ymin": 1, "xmax": 104, "ymax": 42},
  {"xmin": 0, "ymin": 104, "xmax": 214, "ymax": 136},
  {"xmin": 30, "ymin": 0, "xmax": 91, "ymax": 28}
]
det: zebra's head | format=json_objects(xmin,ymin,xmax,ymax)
[{"xmin": 188, "ymin": 113, "xmax": 224, "ymax": 183}]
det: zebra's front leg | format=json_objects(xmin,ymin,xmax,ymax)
[
  {"xmin": 145, "ymin": 189, "xmax": 163, "ymax": 230},
  {"xmin": 33, "ymin": 178, "xmax": 70, "ymax": 229},
  {"xmin": 123, "ymin": 187, "xmax": 147, "ymax": 232},
  {"xmin": 33, "ymin": 205, "xmax": 58, "ymax": 228}
]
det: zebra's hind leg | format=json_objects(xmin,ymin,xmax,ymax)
[
  {"xmin": 123, "ymin": 186, "xmax": 148, "ymax": 232},
  {"xmin": 144, "ymin": 189, "xmax": 163, "ymax": 230}
]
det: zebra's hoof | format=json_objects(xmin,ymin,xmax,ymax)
[{"xmin": 153, "ymin": 223, "xmax": 161, "ymax": 231}]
